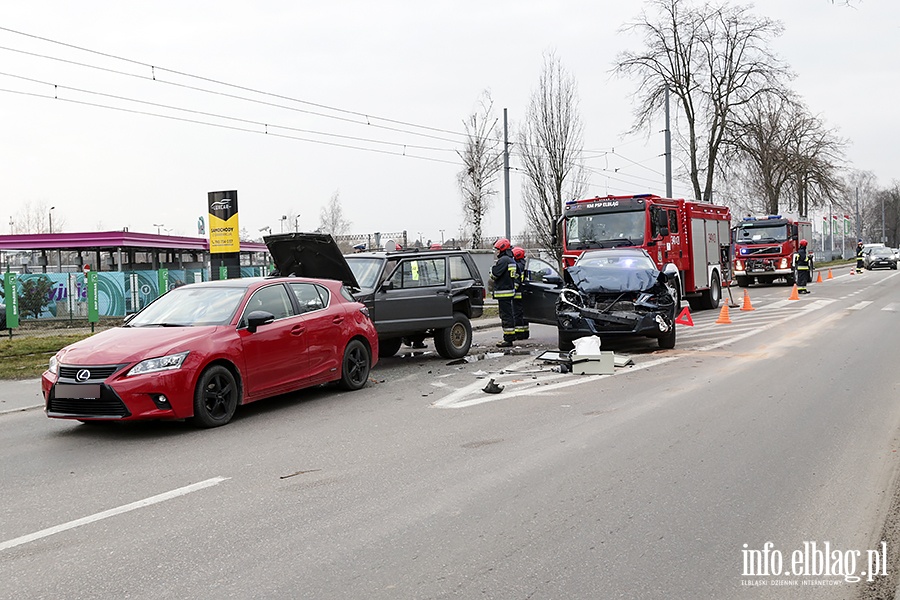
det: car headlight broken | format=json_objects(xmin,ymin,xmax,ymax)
[
  {"xmin": 655, "ymin": 315, "xmax": 670, "ymax": 333},
  {"xmin": 127, "ymin": 351, "xmax": 190, "ymax": 376},
  {"xmin": 560, "ymin": 289, "xmax": 584, "ymax": 309}
]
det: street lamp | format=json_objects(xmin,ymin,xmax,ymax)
[
  {"xmin": 280, "ymin": 215, "xmax": 288, "ymax": 233},
  {"xmin": 49, "ymin": 206, "xmax": 56, "ymax": 234},
  {"xmin": 259, "ymin": 226, "xmax": 272, "ymax": 235},
  {"xmin": 294, "ymin": 215, "xmax": 300, "ymax": 233},
  {"xmin": 153, "ymin": 223, "xmax": 164, "ymax": 235},
  {"xmin": 439, "ymin": 229, "xmax": 445, "ymax": 244}
]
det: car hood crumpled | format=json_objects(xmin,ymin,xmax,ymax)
[
  {"xmin": 264, "ymin": 232, "xmax": 360, "ymax": 289},
  {"xmin": 566, "ymin": 265, "xmax": 660, "ymax": 294}
]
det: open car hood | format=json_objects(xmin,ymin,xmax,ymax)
[
  {"xmin": 566, "ymin": 264, "xmax": 660, "ymax": 294},
  {"xmin": 265, "ymin": 232, "xmax": 360, "ymax": 289}
]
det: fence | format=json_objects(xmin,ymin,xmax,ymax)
[{"xmin": 5, "ymin": 267, "xmax": 268, "ymax": 322}]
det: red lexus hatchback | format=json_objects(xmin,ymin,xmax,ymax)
[{"xmin": 41, "ymin": 276, "xmax": 378, "ymax": 427}]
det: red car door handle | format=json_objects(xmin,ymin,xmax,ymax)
[
  {"xmin": 291, "ymin": 325, "xmax": 305, "ymax": 335},
  {"xmin": 332, "ymin": 316, "xmax": 344, "ymax": 324}
]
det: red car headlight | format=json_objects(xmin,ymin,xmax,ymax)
[{"xmin": 126, "ymin": 351, "xmax": 190, "ymax": 377}]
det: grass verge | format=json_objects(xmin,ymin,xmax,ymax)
[{"xmin": 0, "ymin": 334, "xmax": 90, "ymax": 380}]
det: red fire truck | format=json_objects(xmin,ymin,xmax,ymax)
[
  {"xmin": 558, "ymin": 194, "xmax": 732, "ymax": 310},
  {"xmin": 732, "ymin": 215, "xmax": 812, "ymax": 287}
]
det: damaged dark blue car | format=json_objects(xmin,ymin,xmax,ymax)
[{"xmin": 523, "ymin": 248, "xmax": 680, "ymax": 351}]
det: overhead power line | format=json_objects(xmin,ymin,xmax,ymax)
[
  {"xmin": 0, "ymin": 26, "xmax": 473, "ymax": 141},
  {"xmin": 0, "ymin": 71, "xmax": 458, "ymax": 155},
  {"xmin": 0, "ymin": 87, "xmax": 462, "ymax": 166}
]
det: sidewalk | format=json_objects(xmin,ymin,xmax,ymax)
[
  {"xmin": 0, "ymin": 378, "xmax": 44, "ymax": 415},
  {"xmin": 472, "ymin": 316, "xmax": 500, "ymax": 331}
]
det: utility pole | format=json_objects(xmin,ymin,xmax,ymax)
[
  {"xmin": 855, "ymin": 187, "xmax": 860, "ymax": 242},
  {"xmin": 664, "ymin": 87, "xmax": 672, "ymax": 198},
  {"xmin": 503, "ymin": 108, "xmax": 511, "ymax": 241}
]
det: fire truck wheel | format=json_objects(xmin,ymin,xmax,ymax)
[{"xmin": 700, "ymin": 271, "xmax": 721, "ymax": 310}]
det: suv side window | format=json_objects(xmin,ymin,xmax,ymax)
[
  {"xmin": 449, "ymin": 255, "xmax": 475, "ymax": 281},
  {"xmin": 388, "ymin": 258, "xmax": 447, "ymax": 288},
  {"xmin": 289, "ymin": 282, "xmax": 329, "ymax": 313}
]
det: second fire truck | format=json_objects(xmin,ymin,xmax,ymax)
[{"xmin": 732, "ymin": 215, "xmax": 813, "ymax": 287}]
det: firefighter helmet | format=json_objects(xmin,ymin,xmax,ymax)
[
  {"xmin": 493, "ymin": 238, "xmax": 511, "ymax": 252},
  {"xmin": 512, "ymin": 247, "xmax": 525, "ymax": 260},
  {"xmin": 799, "ymin": 239, "xmax": 808, "ymax": 247}
]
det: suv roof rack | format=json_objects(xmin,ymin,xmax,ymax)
[{"xmin": 383, "ymin": 246, "xmax": 464, "ymax": 255}]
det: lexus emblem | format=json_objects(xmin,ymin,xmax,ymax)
[{"xmin": 75, "ymin": 369, "xmax": 91, "ymax": 382}]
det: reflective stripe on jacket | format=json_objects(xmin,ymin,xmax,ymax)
[{"xmin": 491, "ymin": 251, "xmax": 517, "ymax": 298}]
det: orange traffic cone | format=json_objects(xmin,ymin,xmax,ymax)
[
  {"xmin": 827, "ymin": 269, "xmax": 833, "ymax": 280},
  {"xmin": 715, "ymin": 304, "xmax": 733, "ymax": 324},
  {"xmin": 788, "ymin": 284, "xmax": 800, "ymax": 300},
  {"xmin": 740, "ymin": 289, "xmax": 755, "ymax": 311},
  {"xmin": 816, "ymin": 271, "xmax": 823, "ymax": 283}
]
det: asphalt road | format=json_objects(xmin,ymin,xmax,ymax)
[{"xmin": 2, "ymin": 265, "xmax": 900, "ymax": 599}]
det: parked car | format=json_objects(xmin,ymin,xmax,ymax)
[
  {"xmin": 266, "ymin": 233, "xmax": 484, "ymax": 359},
  {"xmin": 41, "ymin": 277, "xmax": 378, "ymax": 427},
  {"xmin": 522, "ymin": 248, "xmax": 679, "ymax": 351},
  {"xmin": 864, "ymin": 246, "xmax": 897, "ymax": 270}
]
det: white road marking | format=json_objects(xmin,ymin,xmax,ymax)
[
  {"xmin": 848, "ymin": 301, "xmax": 872, "ymax": 311},
  {"xmin": 765, "ymin": 300, "xmax": 793, "ymax": 310},
  {"xmin": 434, "ymin": 354, "xmax": 681, "ymax": 409},
  {"xmin": 0, "ymin": 477, "xmax": 229, "ymax": 552},
  {"xmin": 874, "ymin": 272, "xmax": 900, "ymax": 285},
  {"xmin": 883, "ymin": 303, "xmax": 900, "ymax": 312},
  {"xmin": 0, "ymin": 404, "xmax": 43, "ymax": 416},
  {"xmin": 436, "ymin": 298, "xmax": 836, "ymax": 409}
]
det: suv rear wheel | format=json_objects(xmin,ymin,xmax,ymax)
[{"xmin": 434, "ymin": 312, "xmax": 472, "ymax": 359}]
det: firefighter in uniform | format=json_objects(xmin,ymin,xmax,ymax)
[
  {"xmin": 793, "ymin": 239, "xmax": 812, "ymax": 294},
  {"xmin": 512, "ymin": 247, "xmax": 529, "ymax": 341},
  {"xmin": 856, "ymin": 240, "xmax": 865, "ymax": 273},
  {"xmin": 491, "ymin": 238, "xmax": 518, "ymax": 347}
]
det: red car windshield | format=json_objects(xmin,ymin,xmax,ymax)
[{"xmin": 129, "ymin": 286, "xmax": 246, "ymax": 327}]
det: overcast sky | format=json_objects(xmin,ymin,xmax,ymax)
[{"xmin": 1, "ymin": 1, "xmax": 895, "ymax": 244}]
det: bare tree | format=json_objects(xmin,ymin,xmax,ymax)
[
  {"xmin": 785, "ymin": 112, "xmax": 846, "ymax": 217},
  {"xmin": 723, "ymin": 92, "xmax": 845, "ymax": 217},
  {"xmin": 872, "ymin": 184, "xmax": 900, "ymax": 247},
  {"xmin": 721, "ymin": 92, "xmax": 798, "ymax": 214},
  {"xmin": 847, "ymin": 170, "xmax": 881, "ymax": 241},
  {"xmin": 11, "ymin": 200, "xmax": 63, "ymax": 234},
  {"xmin": 318, "ymin": 191, "xmax": 352, "ymax": 236},
  {"xmin": 614, "ymin": 0, "xmax": 788, "ymax": 202},
  {"xmin": 519, "ymin": 52, "xmax": 586, "ymax": 263},
  {"xmin": 457, "ymin": 91, "xmax": 502, "ymax": 249}
]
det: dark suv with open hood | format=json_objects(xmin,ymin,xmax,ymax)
[{"xmin": 266, "ymin": 233, "xmax": 484, "ymax": 359}]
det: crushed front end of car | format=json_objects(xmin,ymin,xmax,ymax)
[{"xmin": 556, "ymin": 264, "xmax": 677, "ymax": 342}]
